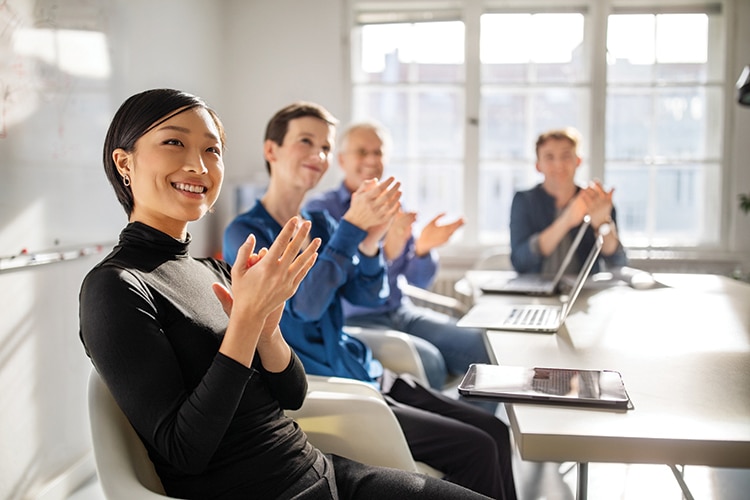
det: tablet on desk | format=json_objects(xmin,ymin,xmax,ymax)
[{"xmin": 458, "ymin": 364, "xmax": 633, "ymax": 410}]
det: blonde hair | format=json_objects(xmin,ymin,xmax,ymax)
[{"xmin": 535, "ymin": 127, "xmax": 581, "ymax": 159}]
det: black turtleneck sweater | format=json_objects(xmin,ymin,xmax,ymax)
[{"xmin": 79, "ymin": 222, "xmax": 316, "ymax": 499}]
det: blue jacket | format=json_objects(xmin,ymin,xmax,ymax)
[
  {"xmin": 305, "ymin": 183, "xmax": 439, "ymax": 317},
  {"xmin": 223, "ymin": 200, "xmax": 386, "ymax": 385},
  {"xmin": 509, "ymin": 184, "xmax": 628, "ymax": 274}
]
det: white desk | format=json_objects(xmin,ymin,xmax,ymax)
[{"xmin": 463, "ymin": 271, "xmax": 750, "ymax": 499}]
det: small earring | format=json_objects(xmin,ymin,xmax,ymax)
[{"xmin": 123, "ymin": 174, "xmax": 131, "ymax": 187}]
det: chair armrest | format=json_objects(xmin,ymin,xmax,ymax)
[
  {"xmin": 401, "ymin": 283, "xmax": 469, "ymax": 316},
  {"xmin": 286, "ymin": 378, "xmax": 419, "ymax": 472},
  {"xmin": 343, "ymin": 326, "xmax": 429, "ymax": 385},
  {"xmin": 305, "ymin": 375, "xmax": 383, "ymax": 399}
]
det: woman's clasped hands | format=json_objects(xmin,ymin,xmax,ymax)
[{"xmin": 213, "ymin": 217, "xmax": 320, "ymax": 367}]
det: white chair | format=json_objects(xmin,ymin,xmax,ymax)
[
  {"xmin": 295, "ymin": 329, "xmax": 444, "ymax": 477},
  {"xmin": 287, "ymin": 375, "xmax": 443, "ymax": 478},
  {"xmin": 89, "ymin": 362, "xmax": 442, "ymax": 500},
  {"xmin": 400, "ymin": 282, "xmax": 470, "ymax": 318},
  {"xmin": 343, "ymin": 325, "xmax": 431, "ymax": 386},
  {"xmin": 87, "ymin": 368, "xmax": 173, "ymax": 499}
]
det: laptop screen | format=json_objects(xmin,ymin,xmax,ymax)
[
  {"xmin": 559, "ymin": 234, "xmax": 604, "ymax": 320},
  {"xmin": 548, "ymin": 215, "xmax": 591, "ymax": 287}
]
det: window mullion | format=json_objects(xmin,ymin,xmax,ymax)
[
  {"xmin": 463, "ymin": 0, "xmax": 481, "ymax": 245},
  {"xmin": 589, "ymin": 0, "xmax": 607, "ymax": 182}
]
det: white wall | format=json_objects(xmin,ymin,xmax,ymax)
[
  {"xmin": 215, "ymin": 0, "xmax": 347, "ymax": 237},
  {"xmin": 0, "ymin": 0, "xmax": 748, "ymax": 498},
  {"xmin": 0, "ymin": 1, "xmax": 225, "ymax": 498}
]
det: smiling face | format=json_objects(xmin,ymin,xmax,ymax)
[
  {"xmin": 264, "ymin": 116, "xmax": 334, "ymax": 193},
  {"xmin": 536, "ymin": 137, "xmax": 581, "ymax": 192},
  {"xmin": 338, "ymin": 126, "xmax": 385, "ymax": 193},
  {"xmin": 113, "ymin": 106, "xmax": 224, "ymax": 239}
]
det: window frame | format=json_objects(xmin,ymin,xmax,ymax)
[{"xmin": 346, "ymin": 0, "xmax": 735, "ymax": 258}]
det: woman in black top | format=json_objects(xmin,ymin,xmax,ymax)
[{"xmin": 79, "ymin": 88, "xmax": 489, "ymax": 499}]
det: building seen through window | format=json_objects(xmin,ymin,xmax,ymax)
[{"xmin": 350, "ymin": 2, "xmax": 726, "ymax": 250}]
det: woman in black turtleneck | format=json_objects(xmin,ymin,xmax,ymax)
[{"xmin": 78, "ymin": 88, "xmax": 489, "ymax": 500}]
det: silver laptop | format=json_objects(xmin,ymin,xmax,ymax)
[
  {"xmin": 457, "ymin": 234, "xmax": 603, "ymax": 333},
  {"xmin": 480, "ymin": 216, "xmax": 591, "ymax": 296}
]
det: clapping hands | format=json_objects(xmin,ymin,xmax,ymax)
[
  {"xmin": 564, "ymin": 180, "xmax": 614, "ymax": 229},
  {"xmin": 213, "ymin": 218, "xmax": 320, "ymax": 336},
  {"xmin": 414, "ymin": 213, "xmax": 464, "ymax": 257},
  {"xmin": 343, "ymin": 176, "xmax": 402, "ymax": 256}
]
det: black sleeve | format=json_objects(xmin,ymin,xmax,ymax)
[
  {"xmin": 257, "ymin": 351, "xmax": 308, "ymax": 411},
  {"xmin": 80, "ymin": 266, "xmax": 252, "ymax": 474}
]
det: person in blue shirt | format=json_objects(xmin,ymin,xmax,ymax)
[
  {"xmin": 510, "ymin": 127, "xmax": 628, "ymax": 275},
  {"xmin": 223, "ymin": 102, "xmax": 517, "ymax": 500},
  {"xmin": 305, "ymin": 122, "xmax": 492, "ymax": 390}
]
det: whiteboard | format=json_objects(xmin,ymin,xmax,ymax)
[{"xmin": 0, "ymin": 0, "xmax": 124, "ymax": 259}]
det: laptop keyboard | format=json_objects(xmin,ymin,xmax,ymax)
[{"xmin": 504, "ymin": 306, "xmax": 559, "ymax": 327}]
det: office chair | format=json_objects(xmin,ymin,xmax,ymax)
[
  {"xmin": 287, "ymin": 375, "xmax": 443, "ymax": 478},
  {"xmin": 89, "ymin": 356, "xmax": 442, "ymax": 500},
  {"xmin": 343, "ymin": 325, "xmax": 431, "ymax": 386},
  {"xmin": 400, "ymin": 282, "xmax": 469, "ymax": 317},
  {"xmin": 87, "ymin": 368, "xmax": 172, "ymax": 499}
]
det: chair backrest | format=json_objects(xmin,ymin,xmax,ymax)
[
  {"xmin": 87, "ymin": 368, "xmax": 174, "ymax": 499},
  {"xmin": 286, "ymin": 375, "xmax": 421, "ymax": 472},
  {"xmin": 342, "ymin": 326, "xmax": 430, "ymax": 386}
]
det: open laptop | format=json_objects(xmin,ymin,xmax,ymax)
[
  {"xmin": 480, "ymin": 215, "xmax": 591, "ymax": 296},
  {"xmin": 457, "ymin": 234, "xmax": 603, "ymax": 333},
  {"xmin": 457, "ymin": 363, "xmax": 632, "ymax": 410}
]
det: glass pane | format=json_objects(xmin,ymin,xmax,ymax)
[
  {"xmin": 478, "ymin": 161, "xmax": 533, "ymax": 244},
  {"xmin": 606, "ymin": 162, "xmax": 720, "ymax": 246},
  {"xmin": 480, "ymin": 92, "xmax": 527, "ymax": 159},
  {"xmin": 608, "ymin": 14, "xmax": 710, "ymax": 84},
  {"xmin": 654, "ymin": 88, "xmax": 707, "ymax": 159},
  {"xmin": 481, "ymin": 13, "xmax": 585, "ymax": 84},
  {"xmin": 607, "ymin": 15, "xmax": 655, "ymax": 84},
  {"xmin": 352, "ymin": 87, "xmax": 463, "ymax": 159},
  {"xmin": 416, "ymin": 91, "xmax": 463, "ymax": 158},
  {"xmin": 606, "ymin": 90, "xmax": 652, "ymax": 160},
  {"xmin": 352, "ymin": 88, "xmax": 410, "ymax": 157},
  {"xmin": 389, "ymin": 160, "xmax": 465, "ymax": 234},
  {"xmin": 607, "ymin": 87, "xmax": 719, "ymax": 161},
  {"xmin": 354, "ymin": 21, "xmax": 464, "ymax": 84},
  {"xmin": 605, "ymin": 165, "xmax": 650, "ymax": 240},
  {"xmin": 481, "ymin": 88, "xmax": 588, "ymax": 160}
]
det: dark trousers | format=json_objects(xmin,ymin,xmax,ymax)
[
  {"xmin": 280, "ymin": 449, "xmax": 491, "ymax": 499},
  {"xmin": 386, "ymin": 376, "xmax": 518, "ymax": 500}
]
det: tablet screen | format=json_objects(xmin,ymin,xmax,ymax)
[{"xmin": 458, "ymin": 364, "xmax": 631, "ymax": 408}]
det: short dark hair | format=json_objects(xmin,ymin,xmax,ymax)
[
  {"xmin": 535, "ymin": 127, "xmax": 581, "ymax": 160},
  {"xmin": 263, "ymin": 101, "xmax": 338, "ymax": 173},
  {"xmin": 102, "ymin": 88, "xmax": 226, "ymax": 215}
]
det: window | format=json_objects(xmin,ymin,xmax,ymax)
[
  {"xmin": 349, "ymin": 1, "xmax": 727, "ymax": 249},
  {"xmin": 478, "ymin": 11, "xmax": 588, "ymax": 244},
  {"xmin": 605, "ymin": 11, "xmax": 723, "ymax": 247},
  {"xmin": 352, "ymin": 20, "xmax": 466, "ymax": 231}
]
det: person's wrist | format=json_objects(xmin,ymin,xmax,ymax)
[
  {"xmin": 358, "ymin": 241, "xmax": 379, "ymax": 257},
  {"xmin": 595, "ymin": 217, "xmax": 613, "ymax": 236}
]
